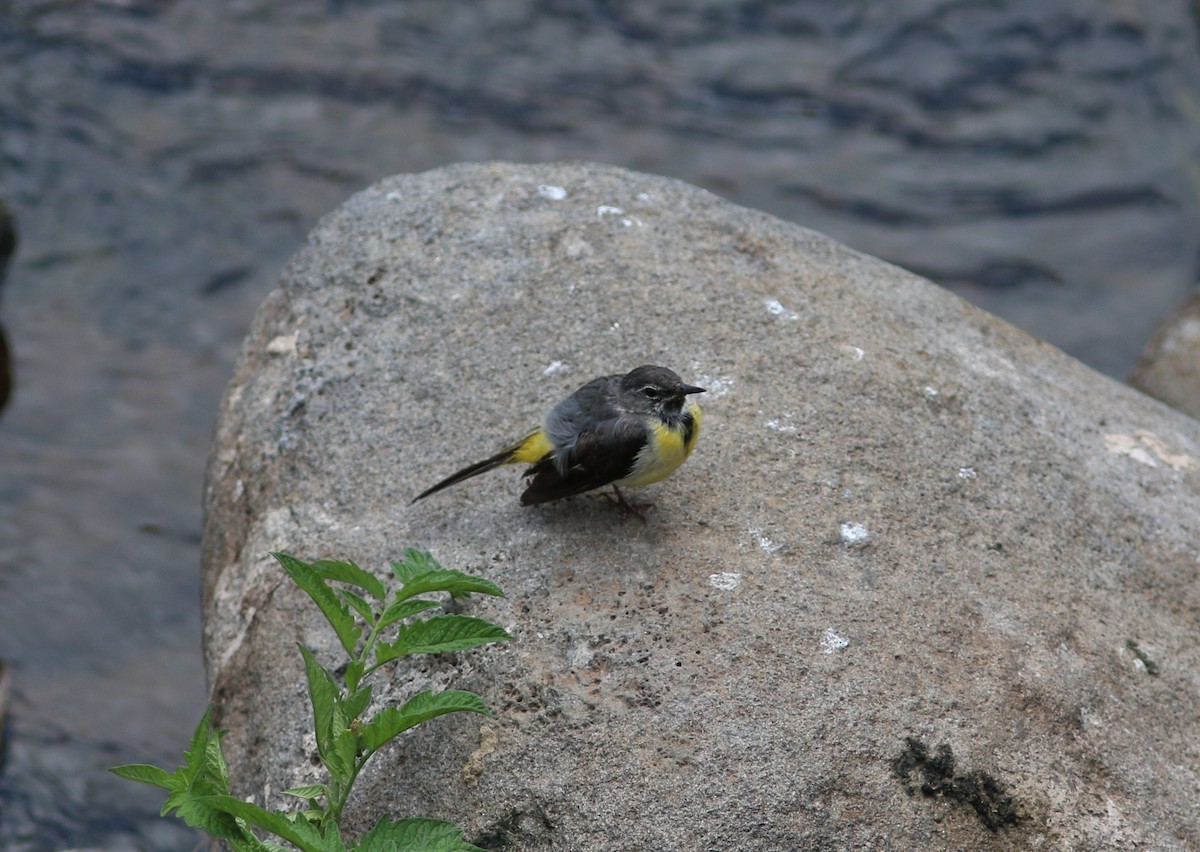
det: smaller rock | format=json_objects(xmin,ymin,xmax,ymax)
[{"xmin": 1128, "ymin": 285, "xmax": 1200, "ymax": 419}]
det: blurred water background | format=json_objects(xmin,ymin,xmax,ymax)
[{"xmin": 1, "ymin": 1, "xmax": 1198, "ymax": 847}]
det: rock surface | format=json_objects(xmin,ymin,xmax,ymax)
[
  {"xmin": 1129, "ymin": 286, "xmax": 1200, "ymax": 421},
  {"xmin": 202, "ymin": 162, "xmax": 1200, "ymax": 850}
]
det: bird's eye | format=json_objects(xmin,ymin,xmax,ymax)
[{"xmin": 642, "ymin": 386, "xmax": 661, "ymax": 399}]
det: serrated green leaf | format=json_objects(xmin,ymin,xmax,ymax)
[
  {"xmin": 390, "ymin": 547, "xmax": 441, "ymax": 583},
  {"xmin": 393, "ymin": 570, "xmax": 504, "ymax": 604},
  {"xmin": 181, "ymin": 706, "xmax": 217, "ymax": 785},
  {"xmin": 300, "ymin": 645, "xmax": 353, "ymax": 780},
  {"xmin": 187, "ymin": 705, "xmax": 215, "ymax": 754},
  {"xmin": 353, "ymin": 816, "xmax": 487, "ymax": 852},
  {"xmin": 281, "ymin": 783, "xmax": 329, "ymax": 801},
  {"xmin": 162, "ymin": 788, "xmax": 186, "ymax": 817},
  {"xmin": 312, "ymin": 559, "xmax": 387, "ymax": 601},
  {"xmin": 155, "ymin": 707, "xmax": 234, "ymax": 811},
  {"xmin": 275, "ymin": 553, "xmax": 362, "ymax": 656},
  {"xmin": 376, "ymin": 615, "xmax": 510, "ymax": 663},
  {"xmin": 342, "ymin": 684, "xmax": 373, "ymax": 724},
  {"xmin": 203, "ymin": 725, "xmax": 232, "ymax": 792},
  {"xmin": 110, "ymin": 763, "xmax": 173, "ymax": 789},
  {"xmin": 390, "ymin": 549, "xmax": 503, "ymax": 601},
  {"xmin": 338, "ymin": 587, "xmax": 377, "ymax": 624},
  {"xmin": 300, "ymin": 645, "xmax": 339, "ymax": 727},
  {"xmin": 322, "ymin": 818, "xmax": 346, "ymax": 852},
  {"xmin": 194, "ymin": 794, "xmax": 328, "ymax": 851},
  {"xmin": 173, "ymin": 794, "xmax": 250, "ymax": 841},
  {"xmin": 332, "ymin": 719, "xmax": 358, "ymax": 778},
  {"xmin": 377, "ymin": 598, "xmax": 441, "ymax": 631},
  {"xmin": 358, "ymin": 690, "xmax": 491, "ymax": 753},
  {"xmin": 228, "ymin": 832, "xmax": 287, "ymax": 852},
  {"xmin": 345, "ymin": 659, "xmax": 366, "ymax": 693}
]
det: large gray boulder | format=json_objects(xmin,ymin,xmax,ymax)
[{"xmin": 202, "ymin": 162, "xmax": 1200, "ymax": 850}]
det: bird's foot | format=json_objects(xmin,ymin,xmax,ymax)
[{"xmin": 599, "ymin": 485, "xmax": 651, "ymax": 523}]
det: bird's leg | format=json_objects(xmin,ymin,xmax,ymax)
[{"xmin": 601, "ymin": 484, "xmax": 651, "ymax": 522}]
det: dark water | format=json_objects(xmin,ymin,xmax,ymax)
[{"xmin": 1, "ymin": 1, "xmax": 1197, "ymax": 847}]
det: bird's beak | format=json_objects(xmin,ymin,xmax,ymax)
[{"xmin": 680, "ymin": 384, "xmax": 706, "ymax": 395}]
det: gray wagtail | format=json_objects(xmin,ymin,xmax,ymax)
[{"xmin": 413, "ymin": 365, "xmax": 705, "ymax": 508}]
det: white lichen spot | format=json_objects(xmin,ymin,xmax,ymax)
[
  {"xmin": 764, "ymin": 413, "xmax": 798, "ymax": 434},
  {"xmin": 542, "ymin": 360, "xmax": 568, "ymax": 376},
  {"xmin": 266, "ymin": 333, "xmax": 297, "ymax": 356},
  {"xmin": 563, "ymin": 237, "xmax": 593, "ymax": 260},
  {"xmin": 708, "ymin": 572, "xmax": 742, "ymax": 591},
  {"xmin": 923, "ymin": 386, "xmax": 939, "ymax": 398},
  {"xmin": 1105, "ymin": 434, "xmax": 1157, "ymax": 467},
  {"xmin": 958, "ymin": 467, "xmax": 978, "ymax": 479},
  {"xmin": 1136, "ymin": 430, "xmax": 1194, "ymax": 470},
  {"xmin": 619, "ymin": 216, "xmax": 643, "ymax": 228},
  {"xmin": 385, "ymin": 190, "xmax": 403, "ymax": 202},
  {"xmin": 763, "ymin": 298, "xmax": 800, "ymax": 321},
  {"xmin": 694, "ymin": 372, "xmax": 734, "ymax": 398},
  {"xmin": 636, "ymin": 192, "xmax": 653, "ymax": 202},
  {"xmin": 1104, "ymin": 430, "xmax": 1195, "ymax": 470},
  {"xmin": 537, "ymin": 184, "xmax": 567, "ymax": 200},
  {"xmin": 820, "ymin": 628, "xmax": 850, "ymax": 654},
  {"xmin": 597, "ymin": 205, "xmax": 625, "ymax": 217},
  {"xmin": 610, "ymin": 321, "xmax": 621, "ymax": 332},
  {"xmin": 749, "ymin": 528, "xmax": 783, "ymax": 553},
  {"xmin": 840, "ymin": 522, "xmax": 870, "ymax": 546},
  {"xmin": 841, "ymin": 345, "xmax": 865, "ymax": 361}
]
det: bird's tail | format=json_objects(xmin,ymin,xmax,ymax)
[{"xmin": 412, "ymin": 428, "xmax": 551, "ymax": 502}]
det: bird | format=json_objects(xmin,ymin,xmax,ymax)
[{"xmin": 413, "ymin": 365, "xmax": 705, "ymax": 510}]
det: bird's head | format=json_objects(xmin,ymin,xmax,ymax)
[{"xmin": 619, "ymin": 365, "xmax": 706, "ymax": 417}]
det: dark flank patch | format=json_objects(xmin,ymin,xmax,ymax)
[
  {"xmin": 681, "ymin": 410, "xmax": 696, "ymax": 447},
  {"xmin": 893, "ymin": 737, "xmax": 1022, "ymax": 832}
]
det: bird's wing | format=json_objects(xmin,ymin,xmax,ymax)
[
  {"xmin": 519, "ymin": 415, "xmax": 647, "ymax": 505},
  {"xmin": 542, "ymin": 374, "xmax": 621, "ymax": 475}
]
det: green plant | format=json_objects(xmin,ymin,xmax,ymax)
[{"xmin": 112, "ymin": 549, "xmax": 511, "ymax": 851}]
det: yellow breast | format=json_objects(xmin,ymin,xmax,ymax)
[{"xmin": 618, "ymin": 400, "xmax": 701, "ymax": 488}]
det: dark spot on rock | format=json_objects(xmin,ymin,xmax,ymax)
[
  {"xmin": 893, "ymin": 736, "xmax": 1021, "ymax": 832},
  {"xmin": 473, "ymin": 804, "xmax": 554, "ymax": 849}
]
